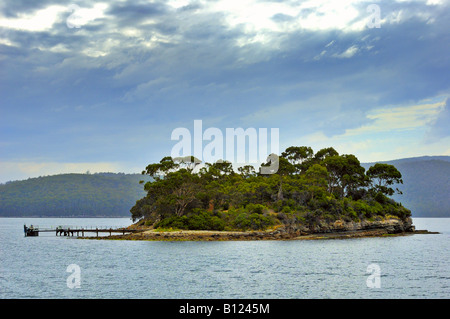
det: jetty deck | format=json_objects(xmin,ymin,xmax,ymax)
[{"xmin": 23, "ymin": 224, "xmax": 141, "ymax": 237}]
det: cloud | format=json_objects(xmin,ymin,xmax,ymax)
[
  {"xmin": 344, "ymin": 99, "xmax": 447, "ymax": 136},
  {"xmin": 0, "ymin": 5, "xmax": 67, "ymax": 31},
  {"xmin": 426, "ymin": 98, "xmax": 450, "ymax": 141},
  {"xmin": 106, "ymin": 1, "xmax": 168, "ymax": 25},
  {"xmin": 0, "ymin": 0, "xmax": 449, "ymax": 181},
  {"xmin": 294, "ymin": 97, "xmax": 449, "ymax": 162},
  {"xmin": 333, "ymin": 45, "xmax": 359, "ymax": 58}
]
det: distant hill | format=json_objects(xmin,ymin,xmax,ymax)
[
  {"xmin": 0, "ymin": 173, "xmax": 151, "ymax": 217},
  {"xmin": 362, "ymin": 156, "xmax": 450, "ymax": 217},
  {"xmin": 0, "ymin": 156, "xmax": 448, "ymax": 217}
]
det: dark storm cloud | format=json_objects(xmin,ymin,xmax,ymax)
[{"xmin": 106, "ymin": 0, "xmax": 170, "ymax": 24}]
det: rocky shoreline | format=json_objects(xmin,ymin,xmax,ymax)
[{"xmin": 85, "ymin": 217, "xmax": 439, "ymax": 241}]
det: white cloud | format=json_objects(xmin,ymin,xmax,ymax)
[
  {"xmin": 66, "ymin": 3, "xmax": 108, "ymax": 29},
  {"xmin": 196, "ymin": 0, "xmax": 374, "ymax": 48},
  {"xmin": 199, "ymin": 0, "xmax": 449, "ymax": 42},
  {"xmin": 426, "ymin": 0, "xmax": 447, "ymax": 5},
  {"xmin": 314, "ymin": 50, "xmax": 327, "ymax": 60},
  {"xmin": 295, "ymin": 98, "xmax": 449, "ymax": 162},
  {"xmin": 0, "ymin": 3, "xmax": 108, "ymax": 32},
  {"xmin": 297, "ymin": 0, "xmax": 362, "ymax": 31},
  {"xmin": 333, "ymin": 45, "xmax": 359, "ymax": 58},
  {"xmin": 0, "ymin": 5, "xmax": 67, "ymax": 31},
  {"xmin": 0, "ymin": 37, "xmax": 16, "ymax": 47},
  {"xmin": 167, "ymin": 0, "xmax": 191, "ymax": 9},
  {"xmin": 325, "ymin": 40, "xmax": 335, "ymax": 48},
  {"xmin": 210, "ymin": 0, "xmax": 293, "ymax": 31},
  {"xmin": 344, "ymin": 100, "xmax": 446, "ymax": 136},
  {"xmin": 37, "ymin": 43, "xmax": 70, "ymax": 53}
]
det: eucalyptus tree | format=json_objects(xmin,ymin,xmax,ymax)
[
  {"xmin": 367, "ymin": 163, "xmax": 403, "ymax": 196},
  {"xmin": 281, "ymin": 146, "xmax": 314, "ymax": 173}
]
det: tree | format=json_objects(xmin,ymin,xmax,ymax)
[
  {"xmin": 340, "ymin": 154, "xmax": 369, "ymax": 198},
  {"xmin": 281, "ymin": 146, "xmax": 314, "ymax": 173},
  {"xmin": 237, "ymin": 165, "xmax": 256, "ymax": 178},
  {"xmin": 303, "ymin": 164, "xmax": 328, "ymax": 200},
  {"xmin": 302, "ymin": 147, "xmax": 338, "ymax": 172},
  {"xmin": 173, "ymin": 180, "xmax": 201, "ymax": 216},
  {"xmin": 130, "ymin": 197, "xmax": 155, "ymax": 222},
  {"xmin": 260, "ymin": 156, "xmax": 296, "ymax": 201},
  {"xmin": 142, "ymin": 156, "xmax": 179, "ymax": 180},
  {"xmin": 314, "ymin": 147, "xmax": 339, "ymax": 162},
  {"xmin": 202, "ymin": 160, "xmax": 234, "ymax": 179},
  {"xmin": 367, "ymin": 163, "xmax": 403, "ymax": 196},
  {"xmin": 323, "ymin": 154, "xmax": 367, "ymax": 198},
  {"xmin": 131, "ymin": 147, "xmax": 411, "ymax": 229}
]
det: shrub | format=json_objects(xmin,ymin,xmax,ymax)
[
  {"xmin": 246, "ymin": 203, "xmax": 266, "ymax": 214},
  {"xmin": 187, "ymin": 210, "xmax": 226, "ymax": 230},
  {"xmin": 352, "ymin": 200, "xmax": 373, "ymax": 218},
  {"xmin": 155, "ymin": 216, "xmax": 187, "ymax": 229},
  {"xmin": 374, "ymin": 192, "xmax": 388, "ymax": 204},
  {"xmin": 144, "ymin": 219, "xmax": 154, "ymax": 227},
  {"xmin": 281, "ymin": 206, "xmax": 292, "ymax": 214},
  {"xmin": 232, "ymin": 212, "xmax": 276, "ymax": 230},
  {"xmin": 154, "ymin": 209, "xmax": 226, "ymax": 231},
  {"xmin": 233, "ymin": 213, "xmax": 251, "ymax": 230}
]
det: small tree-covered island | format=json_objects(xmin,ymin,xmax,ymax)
[{"xmin": 119, "ymin": 146, "xmax": 426, "ymax": 241}]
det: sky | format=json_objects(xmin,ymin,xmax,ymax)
[{"xmin": 0, "ymin": 0, "xmax": 449, "ymax": 182}]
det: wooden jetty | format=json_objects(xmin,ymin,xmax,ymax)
[{"xmin": 24, "ymin": 224, "xmax": 141, "ymax": 237}]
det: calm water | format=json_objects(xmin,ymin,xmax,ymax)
[{"xmin": 0, "ymin": 217, "xmax": 448, "ymax": 299}]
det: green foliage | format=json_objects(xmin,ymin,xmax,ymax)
[
  {"xmin": 245, "ymin": 203, "xmax": 266, "ymax": 214},
  {"xmin": 2, "ymin": 155, "xmax": 446, "ymax": 220},
  {"xmin": 367, "ymin": 163, "xmax": 403, "ymax": 196},
  {"xmin": 154, "ymin": 210, "xmax": 226, "ymax": 231},
  {"xmin": 0, "ymin": 173, "xmax": 151, "ymax": 217},
  {"xmin": 133, "ymin": 147, "xmax": 414, "ymax": 230},
  {"xmin": 232, "ymin": 212, "xmax": 276, "ymax": 231}
]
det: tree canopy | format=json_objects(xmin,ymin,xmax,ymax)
[
  {"xmin": 366, "ymin": 163, "xmax": 403, "ymax": 196},
  {"xmin": 0, "ymin": 173, "xmax": 150, "ymax": 217},
  {"xmin": 131, "ymin": 146, "xmax": 411, "ymax": 230}
]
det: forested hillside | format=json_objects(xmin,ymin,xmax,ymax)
[
  {"xmin": 363, "ymin": 156, "xmax": 450, "ymax": 217},
  {"xmin": 0, "ymin": 173, "xmax": 150, "ymax": 217}
]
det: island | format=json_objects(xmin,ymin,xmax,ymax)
[{"xmin": 98, "ymin": 146, "xmax": 437, "ymax": 241}]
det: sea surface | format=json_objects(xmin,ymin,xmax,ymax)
[{"xmin": 0, "ymin": 217, "xmax": 448, "ymax": 299}]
